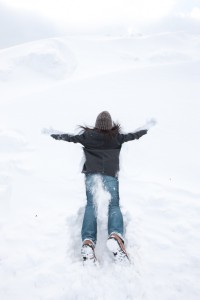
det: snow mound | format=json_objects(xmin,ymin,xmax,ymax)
[
  {"xmin": 0, "ymin": 38, "xmax": 77, "ymax": 81},
  {"xmin": 109, "ymin": 31, "xmax": 200, "ymax": 67},
  {"xmin": 149, "ymin": 50, "xmax": 191, "ymax": 64}
]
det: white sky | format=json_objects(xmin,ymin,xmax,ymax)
[
  {"xmin": 1, "ymin": 0, "xmax": 177, "ymax": 26},
  {"xmin": 1, "ymin": 0, "xmax": 200, "ymax": 32}
]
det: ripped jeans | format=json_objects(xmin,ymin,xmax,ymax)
[{"xmin": 81, "ymin": 173, "xmax": 124, "ymax": 244}]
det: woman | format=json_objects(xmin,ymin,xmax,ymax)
[{"xmin": 51, "ymin": 111, "xmax": 148, "ymax": 265}]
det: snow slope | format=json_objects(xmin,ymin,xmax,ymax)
[{"xmin": 0, "ymin": 32, "xmax": 200, "ymax": 300}]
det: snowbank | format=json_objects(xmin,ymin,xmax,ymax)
[
  {"xmin": 0, "ymin": 38, "xmax": 77, "ymax": 82},
  {"xmin": 0, "ymin": 32, "xmax": 200, "ymax": 300}
]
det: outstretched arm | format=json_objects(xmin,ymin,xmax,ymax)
[
  {"xmin": 119, "ymin": 118, "xmax": 157, "ymax": 143},
  {"xmin": 51, "ymin": 133, "xmax": 85, "ymax": 144},
  {"xmin": 119, "ymin": 129, "xmax": 147, "ymax": 143}
]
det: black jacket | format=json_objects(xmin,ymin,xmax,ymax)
[{"xmin": 51, "ymin": 129, "xmax": 147, "ymax": 177}]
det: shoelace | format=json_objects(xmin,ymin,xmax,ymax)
[
  {"xmin": 108, "ymin": 237, "xmax": 129, "ymax": 261},
  {"xmin": 115, "ymin": 248, "xmax": 128, "ymax": 261}
]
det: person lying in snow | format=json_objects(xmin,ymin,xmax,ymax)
[{"xmin": 51, "ymin": 111, "xmax": 152, "ymax": 265}]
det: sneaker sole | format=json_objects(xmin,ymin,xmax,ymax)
[
  {"xmin": 81, "ymin": 245, "xmax": 98, "ymax": 266},
  {"xmin": 107, "ymin": 238, "xmax": 130, "ymax": 263},
  {"xmin": 83, "ymin": 258, "xmax": 98, "ymax": 266}
]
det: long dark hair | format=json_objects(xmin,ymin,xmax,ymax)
[{"xmin": 78, "ymin": 122, "xmax": 121, "ymax": 138}]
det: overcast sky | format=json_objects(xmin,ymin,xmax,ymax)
[
  {"xmin": 1, "ymin": 0, "xmax": 200, "ymax": 28},
  {"xmin": 0, "ymin": 0, "xmax": 200, "ymax": 48}
]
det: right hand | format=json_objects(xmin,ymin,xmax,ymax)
[{"xmin": 145, "ymin": 118, "xmax": 157, "ymax": 130}]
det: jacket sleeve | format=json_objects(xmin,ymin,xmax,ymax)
[
  {"xmin": 51, "ymin": 133, "xmax": 85, "ymax": 145},
  {"xmin": 119, "ymin": 129, "xmax": 147, "ymax": 144}
]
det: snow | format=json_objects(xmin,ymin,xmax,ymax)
[{"xmin": 0, "ymin": 30, "xmax": 200, "ymax": 300}]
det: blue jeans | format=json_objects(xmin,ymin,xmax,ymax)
[{"xmin": 81, "ymin": 174, "xmax": 124, "ymax": 244}]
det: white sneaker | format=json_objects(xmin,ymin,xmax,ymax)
[
  {"xmin": 81, "ymin": 240, "xmax": 97, "ymax": 266},
  {"xmin": 107, "ymin": 233, "xmax": 130, "ymax": 264}
]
